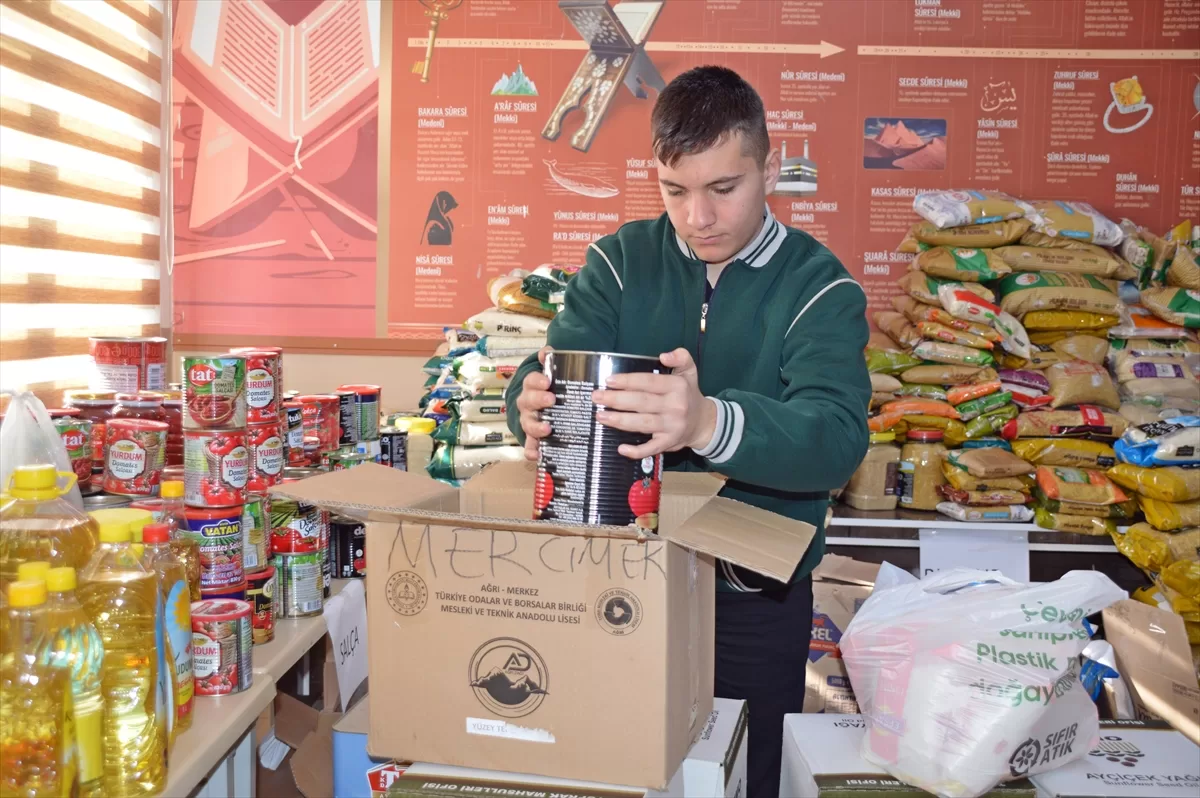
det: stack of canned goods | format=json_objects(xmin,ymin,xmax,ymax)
[{"xmin": 271, "ymin": 467, "xmax": 328, "ymax": 618}]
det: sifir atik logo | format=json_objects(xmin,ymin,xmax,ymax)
[{"xmin": 1009, "ymin": 723, "xmax": 1080, "ymax": 777}]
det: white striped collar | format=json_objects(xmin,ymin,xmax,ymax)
[{"xmin": 673, "ymin": 204, "xmax": 786, "ymax": 269}]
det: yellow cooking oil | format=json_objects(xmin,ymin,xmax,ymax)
[
  {"xmin": 41, "ymin": 567, "xmax": 106, "ymax": 798},
  {"xmin": 159, "ymin": 482, "xmax": 201, "ymax": 601},
  {"xmin": 0, "ymin": 579, "xmax": 77, "ymax": 798},
  {"xmin": 140, "ymin": 523, "xmax": 192, "ymax": 747},
  {"xmin": 0, "ymin": 464, "xmax": 98, "ymax": 592},
  {"xmin": 78, "ymin": 521, "xmax": 164, "ymax": 797}
]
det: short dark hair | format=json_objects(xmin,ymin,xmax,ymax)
[{"xmin": 651, "ymin": 66, "xmax": 770, "ymax": 168}]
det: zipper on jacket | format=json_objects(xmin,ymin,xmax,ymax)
[{"xmin": 698, "ymin": 269, "xmax": 725, "ymax": 363}]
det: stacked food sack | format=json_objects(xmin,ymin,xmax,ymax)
[{"xmin": 421, "ymin": 266, "xmax": 578, "ymax": 483}]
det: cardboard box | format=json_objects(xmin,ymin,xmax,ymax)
[
  {"xmin": 806, "ymin": 554, "xmax": 880, "ymax": 714},
  {"xmin": 1102, "ymin": 600, "xmax": 1200, "ymax": 746},
  {"xmin": 780, "ymin": 714, "xmax": 1037, "ymax": 797},
  {"xmin": 1031, "ymin": 720, "xmax": 1200, "ymax": 797},
  {"xmin": 272, "ymin": 462, "xmax": 813, "ymax": 789},
  {"xmin": 332, "ymin": 697, "xmax": 749, "ymax": 798}
]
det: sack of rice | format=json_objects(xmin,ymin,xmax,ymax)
[
  {"xmin": 913, "ymin": 189, "xmax": 1027, "ymax": 229},
  {"xmin": 1022, "ymin": 200, "xmax": 1124, "ymax": 247}
]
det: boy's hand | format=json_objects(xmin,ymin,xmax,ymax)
[
  {"xmin": 592, "ymin": 348, "xmax": 717, "ymax": 460},
  {"xmin": 515, "ymin": 347, "xmax": 554, "ymax": 461}
]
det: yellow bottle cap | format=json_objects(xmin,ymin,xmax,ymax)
[
  {"xmin": 160, "ymin": 481, "xmax": 184, "ymax": 499},
  {"xmin": 8, "ymin": 464, "xmax": 58, "ymax": 499},
  {"xmin": 406, "ymin": 418, "xmax": 436, "ymax": 435},
  {"xmin": 869, "ymin": 432, "xmax": 896, "ymax": 444},
  {"xmin": 45, "ymin": 567, "xmax": 76, "ymax": 592},
  {"xmin": 16, "ymin": 561, "xmax": 51, "ymax": 583},
  {"xmin": 8, "ymin": 580, "xmax": 47, "ymax": 607},
  {"xmin": 88, "ymin": 508, "xmax": 153, "ymax": 532},
  {"xmin": 97, "ymin": 521, "xmax": 131, "ymax": 543}
]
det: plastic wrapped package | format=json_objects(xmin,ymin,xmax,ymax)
[
  {"xmin": 946, "ymin": 381, "xmax": 1000, "ymax": 405},
  {"xmin": 1034, "ymin": 507, "xmax": 1117, "ymax": 536},
  {"xmin": 426, "ymin": 444, "xmax": 526, "ymax": 481},
  {"xmin": 865, "ymin": 348, "xmax": 923, "ymax": 375},
  {"xmin": 935, "ymin": 285, "xmax": 1033, "ymax": 360},
  {"xmin": 1010, "ymin": 438, "xmax": 1116, "ymax": 469},
  {"xmin": 901, "ymin": 272, "xmax": 995, "ymax": 306},
  {"xmin": 1033, "ymin": 489, "xmax": 1138, "ymax": 520},
  {"xmin": 840, "ymin": 566, "xmax": 1125, "ymax": 798},
  {"xmin": 1106, "ymin": 463, "xmax": 1200, "ymax": 502},
  {"xmin": 945, "ymin": 447, "xmax": 1032, "ymax": 478},
  {"xmin": 935, "ymin": 502, "xmax": 1033, "ymax": 523},
  {"xmin": 870, "ymin": 373, "xmax": 903, "ymax": 393},
  {"xmin": 453, "ymin": 353, "xmax": 526, "ymax": 393},
  {"xmin": 994, "ymin": 244, "xmax": 1134, "ymax": 279},
  {"xmin": 1022, "ymin": 200, "xmax": 1124, "ymax": 247},
  {"xmin": 939, "ymin": 486, "xmax": 1028, "ymax": 506},
  {"xmin": 895, "ymin": 384, "xmax": 948, "ymax": 401},
  {"xmin": 1141, "ymin": 287, "xmax": 1200, "ymax": 328},
  {"xmin": 462, "ymin": 308, "xmax": 552, "ymax": 337},
  {"xmin": 1138, "ymin": 496, "xmax": 1200, "ymax": 532},
  {"xmin": 1163, "ymin": 243, "xmax": 1200, "ymax": 290},
  {"xmin": 910, "ymin": 218, "xmax": 1032, "ymax": 248},
  {"xmin": 1001, "ymin": 409, "xmax": 1128, "ymax": 441},
  {"xmin": 942, "ymin": 462, "xmax": 1032, "ymax": 493},
  {"xmin": 917, "ymin": 322, "xmax": 995, "ymax": 350},
  {"xmin": 912, "ymin": 340, "xmax": 995, "ymax": 367},
  {"xmin": 1110, "ymin": 524, "xmax": 1176, "ymax": 573},
  {"xmin": 1114, "ymin": 416, "xmax": 1200, "ymax": 466},
  {"xmin": 477, "ymin": 335, "xmax": 546, "ymax": 358},
  {"xmin": 874, "ymin": 311, "xmax": 922, "ymax": 349},
  {"xmin": 1035, "ymin": 466, "xmax": 1128, "ymax": 505},
  {"xmin": 1121, "ymin": 377, "xmax": 1200, "ymax": 400},
  {"xmin": 890, "ymin": 416, "xmax": 969, "ymax": 447},
  {"xmin": 1162, "ymin": 559, "xmax": 1200, "ymax": 604},
  {"xmin": 900, "ymin": 364, "xmax": 996, "ymax": 385},
  {"xmin": 955, "ymin": 391, "xmax": 1013, "ymax": 420},
  {"xmin": 431, "ymin": 419, "xmax": 518, "ymax": 447},
  {"xmin": 893, "ymin": 295, "xmax": 1001, "ymax": 340},
  {"xmin": 997, "ymin": 271, "xmax": 1121, "ymax": 318},
  {"xmin": 447, "ymin": 394, "xmax": 507, "ymax": 422},
  {"xmin": 1003, "ymin": 383, "xmax": 1053, "ymax": 410},
  {"xmin": 1021, "ymin": 309, "xmax": 1118, "ymax": 332},
  {"xmin": 1028, "ymin": 332, "xmax": 1110, "ymax": 365},
  {"xmin": 912, "ymin": 189, "xmax": 1027, "ymax": 229},
  {"xmin": 1045, "ymin": 360, "xmax": 1121, "ymax": 410},
  {"xmin": 964, "ymin": 404, "xmax": 1018, "ymax": 439},
  {"xmin": 913, "ymin": 247, "xmax": 1011, "ymax": 282}
]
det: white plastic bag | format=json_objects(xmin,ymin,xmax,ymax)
[
  {"xmin": 0, "ymin": 391, "xmax": 85, "ymax": 510},
  {"xmin": 840, "ymin": 566, "xmax": 1126, "ymax": 798}
]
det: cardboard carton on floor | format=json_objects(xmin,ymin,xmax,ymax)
[
  {"xmin": 331, "ymin": 696, "xmax": 749, "ymax": 798},
  {"xmin": 1031, "ymin": 720, "xmax": 1200, "ymax": 797},
  {"xmin": 806, "ymin": 554, "xmax": 880, "ymax": 714},
  {"xmin": 780, "ymin": 714, "xmax": 1037, "ymax": 797},
  {"xmin": 272, "ymin": 461, "xmax": 812, "ymax": 789}
]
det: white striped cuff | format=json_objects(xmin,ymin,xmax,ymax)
[{"xmin": 693, "ymin": 397, "xmax": 744, "ymax": 464}]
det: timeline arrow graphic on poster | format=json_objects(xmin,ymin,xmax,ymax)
[
  {"xmin": 409, "ymin": 38, "xmax": 845, "ymax": 58},
  {"xmin": 858, "ymin": 45, "xmax": 1199, "ymax": 60}
]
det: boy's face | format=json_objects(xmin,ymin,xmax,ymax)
[{"xmin": 657, "ymin": 132, "xmax": 781, "ymax": 265}]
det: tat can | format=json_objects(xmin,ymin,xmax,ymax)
[
  {"xmin": 269, "ymin": 496, "xmax": 321, "ymax": 553},
  {"xmin": 241, "ymin": 494, "xmax": 270, "ymax": 574},
  {"xmin": 184, "ymin": 429, "xmax": 249, "ymax": 507},
  {"xmin": 245, "ymin": 567, "xmax": 276, "ymax": 645},
  {"xmin": 239, "ymin": 350, "xmax": 281, "ymax": 424},
  {"xmin": 89, "ymin": 336, "xmax": 167, "ymax": 393},
  {"xmin": 191, "ymin": 599, "xmax": 253, "ymax": 696},
  {"xmin": 246, "ymin": 422, "xmax": 285, "ymax": 492},
  {"xmin": 183, "ymin": 356, "xmax": 246, "ymax": 429},
  {"xmin": 104, "ymin": 418, "xmax": 168, "ymax": 496},
  {"xmin": 183, "ymin": 505, "xmax": 245, "ymax": 594},
  {"xmin": 536, "ymin": 351, "xmax": 667, "ymax": 531},
  {"xmin": 283, "ymin": 402, "xmax": 305, "ymax": 465},
  {"xmin": 330, "ymin": 516, "xmax": 366, "ymax": 578},
  {"xmin": 297, "ymin": 395, "xmax": 339, "ymax": 451},
  {"xmin": 53, "ymin": 414, "xmax": 93, "ymax": 490},
  {"xmin": 380, "ymin": 428, "xmax": 408, "ymax": 471},
  {"xmin": 275, "ymin": 552, "xmax": 323, "ymax": 618},
  {"xmin": 337, "ymin": 384, "xmax": 381, "ymax": 442},
  {"xmin": 335, "ymin": 390, "xmax": 357, "ymax": 447}
]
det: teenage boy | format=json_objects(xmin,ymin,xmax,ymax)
[{"xmin": 506, "ymin": 66, "xmax": 870, "ymax": 798}]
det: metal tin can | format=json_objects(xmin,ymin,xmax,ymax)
[
  {"xmin": 184, "ymin": 428, "xmax": 249, "ymax": 507},
  {"xmin": 54, "ymin": 415, "xmax": 93, "ymax": 490},
  {"xmin": 183, "ymin": 505, "xmax": 245, "ymax": 594},
  {"xmin": 283, "ymin": 401, "xmax": 305, "ymax": 465},
  {"xmin": 88, "ymin": 336, "xmax": 167, "ymax": 393},
  {"xmin": 191, "ymin": 599, "xmax": 253, "ymax": 696},
  {"xmin": 380, "ymin": 428, "xmax": 408, "ymax": 471},
  {"xmin": 335, "ymin": 390, "xmax": 357, "ymax": 447},
  {"xmin": 183, "ymin": 356, "xmax": 247, "ymax": 429},
  {"xmin": 246, "ymin": 422, "xmax": 285, "ymax": 492},
  {"xmin": 327, "ymin": 450, "xmax": 369, "ymax": 471},
  {"xmin": 275, "ymin": 552, "xmax": 323, "ymax": 618},
  {"xmin": 199, "ymin": 586, "xmax": 245, "ymax": 601},
  {"xmin": 319, "ymin": 509, "xmax": 332, "ymax": 597},
  {"xmin": 297, "ymin": 395, "xmax": 340, "ymax": 452},
  {"xmin": 241, "ymin": 494, "xmax": 270, "ymax": 574},
  {"xmin": 536, "ymin": 351, "xmax": 667, "ymax": 530},
  {"xmin": 337, "ymin": 384, "xmax": 381, "ymax": 442},
  {"xmin": 282, "ymin": 467, "xmax": 324, "ymax": 480},
  {"xmin": 330, "ymin": 516, "xmax": 366, "ymax": 578},
  {"xmin": 245, "ymin": 567, "xmax": 276, "ymax": 645},
  {"xmin": 103, "ymin": 418, "xmax": 168, "ymax": 496},
  {"xmin": 353, "ymin": 439, "xmax": 382, "ymax": 463},
  {"xmin": 238, "ymin": 350, "xmax": 281, "ymax": 424},
  {"xmin": 64, "ymin": 390, "xmax": 116, "ymax": 475},
  {"xmin": 269, "ymin": 497, "xmax": 321, "ymax": 553}
]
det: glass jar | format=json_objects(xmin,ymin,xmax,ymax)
[
  {"xmin": 844, "ymin": 432, "xmax": 902, "ymax": 511},
  {"xmin": 114, "ymin": 391, "xmax": 168, "ymax": 424},
  {"xmin": 64, "ymin": 390, "xmax": 117, "ymax": 475},
  {"xmin": 161, "ymin": 390, "xmax": 184, "ymax": 467},
  {"xmin": 899, "ymin": 429, "xmax": 947, "ymax": 511}
]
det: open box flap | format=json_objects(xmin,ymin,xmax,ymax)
[
  {"xmin": 662, "ymin": 496, "xmax": 815, "ymax": 583},
  {"xmin": 268, "ymin": 463, "xmax": 459, "ymax": 515}
]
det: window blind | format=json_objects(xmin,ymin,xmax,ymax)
[{"xmin": 0, "ymin": 0, "xmax": 167, "ymax": 407}]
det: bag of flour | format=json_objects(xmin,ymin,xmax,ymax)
[{"xmin": 840, "ymin": 565, "xmax": 1126, "ymax": 798}]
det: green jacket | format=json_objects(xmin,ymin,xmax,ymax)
[{"xmin": 506, "ymin": 208, "xmax": 871, "ymax": 591}]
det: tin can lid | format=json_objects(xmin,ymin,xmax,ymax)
[
  {"xmin": 296, "ymin": 395, "xmax": 339, "ymax": 404},
  {"xmin": 64, "ymin": 390, "xmax": 117, "ymax": 404},
  {"xmin": 907, "ymin": 429, "xmax": 945, "ymax": 442},
  {"xmin": 338, "ymin": 384, "xmax": 381, "ymax": 395},
  {"xmin": 230, "ymin": 346, "xmax": 283, "ymax": 355},
  {"xmin": 190, "ymin": 598, "xmax": 252, "ymax": 620},
  {"xmin": 116, "ymin": 391, "xmax": 165, "ymax": 406},
  {"xmin": 89, "ymin": 336, "xmax": 167, "ymax": 344},
  {"xmin": 108, "ymin": 418, "xmax": 169, "ymax": 432},
  {"xmin": 48, "ymin": 408, "xmax": 81, "ymax": 419}
]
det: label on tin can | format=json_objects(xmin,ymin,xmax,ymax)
[
  {"xmin": 331, "ymin": 518, "xmax": 366, "ymax": 578},
  {"xmin": 243, "ymin": 351, "xmax": 280, "ymax": 424},
  {"xmin": 89, "ymin": 337, "xmax": 167, "ymax": 393},
  {"xmin": 355, "ymin": 395, "xmax": 379, "ymax": 442},
  {"xmin": 380, "ymin": 430, "xmax": 408, "ymax": 471},
  {"xmin": 270, "ymin": 499, "xmax": 320, "ymax": 553},
  {"xmin": 246, "ymin": 424, "xmax": 285, "ymax": 492},
  {"xmin": 277, "ymin": 553, "xmax": 323, "ymax": 617},
  {"xmin": 246, "ymin": 570, "xmax": 276, "ymax": 645},
  {"xmin": 104, "ymin": 420, "xmax": 167, "ymax": 496},
  {"xmin": 191, "ymin": 599, "xmax": 252, "ymax": 695},
  {"xmin": 184, "ymin": 356, "xmax": 247, "ymax": 429},
  {"xmin": 55, "ymin": 418, "xmax": 93, "ymax": 488},
  {"xmin": 337, "ymin": 391, "xmax": 357, "ymax": 446},
  {"xmin": 184, "ymin": 430, "xmax": 249, "ymax": 507},
  {"xmin": 185, "ymin": 511, "xmax": 244, "ymax": 591},
  {"xmin": 241, "ymin": 497, "xmax": 268, "ymax": 573}
]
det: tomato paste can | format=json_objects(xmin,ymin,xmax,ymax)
[
  {"xmin": 183, "ymin": 429, "xmax": 249, "ymax": 507},
  {"xmin": 183, "ymin": 505, "xmax": 245, "ymax": 594},
  {"xmin": 64, "ymin": 390, "xmax": 116, "ymax": 475},
  {"xmin": 335, "ymin": 390, "xmax": 357, "ymax": 447},
  {"xmin": 241, "ymin": 494, "xmax": 270, "ymax": 574},
  {"xmin": 246, "ymin": 422, "xmax": 285, "ymax": 492},
  {"xmin": 245, "ymin": 566, "xmax": 276, "ymax": 645},
  {"xmin": 275, "ymin": 552, "xmax": 323, "ymax": 618},
  {"xmin": 379, "ymin": 428, "xmax": 408, "ymax": 471},
  {"xmin": 88, "ymin": 336, "xmax": 167, "ymax": 393},
  {"xmin": 191, "ymin": 599, "xmax": 253, "ymax": 696},
  {"xmin": 103, "ymin": 418, "xmax": 168, "ymax": 496},
  {"xmin": 183, "ymin": 356, "xmax": 246, "ymax": 429},
  {"xmin": 330, "ymin": 515, "xmax": 366, "ymax": 579},
  {"xmin": 283, "ymin": 401, "xmax": 305, "ymax": 465},
  {"xmin": 297, "ymin": 395, "xmax": 339, "ymax": 451},
  {"xmin": 327, "ymin": 449, "xmax": 369, "ymax": 471},
  {"xmin": 338, "ymin": 384, "xmax": 382, "ymax": 442},
  {"xmin": 535, "ymin": 351, "xmax": 667, "ymax": 531},
  {"xmin": 239, "ymin": 350, "xmax": 281, "ymax": 424},
  {"xmin": 269, "ymin": 496, "xmax": 320, "ymax": 553},
  {"xmin": 53, "ymin": 414, "xmax": 93, "ymax": 490}
]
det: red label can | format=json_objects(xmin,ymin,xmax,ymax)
[
  {"xmin": 245, "ymin": 423, "xmax": 285, "ymax": 493},
  {"xmin": 297, "ymin": 395, "xmax": 340, "ymax": 451},
  {"xmin": 245, "ymin": 567, "xmax": 276, "ymax": 645},
  {"xmin": 184, "ymin": 429, "xmax": 249, "ymax": 507},
  {"xmin": 269, "ymin": 495, "xmax": 320, "ymax": 554},
  {"xmin": 183, "ymin": 356, "xmax": 246, "ymax": 429},
  {"xmin": 103, "ymin": 418, "xmax": 168, "ymax": 496},
  {"xmin": 191, "ymin": 599, "xmax": 252, "ymax": 696},
  {"xmin": 52, "ymin": 413, "xmax": 92, "ymax": 490},
  {"xmin": 283, "ymin": 402, "xmax": 305, "ymax": 465},
  {"xmin": 240, "ymin": 350, "xmax": 281, "ymax": 424},
  {"xmin": 184, "ymin": 505, "xmax": 244, "ymax": 593},
  {"xmin": 88, "ymin": 336, "xmax": 167, "ymax": 393}
]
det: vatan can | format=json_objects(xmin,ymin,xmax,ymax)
[
  {"xmin": 183, "ymin": 356, "xmax": 246, "ymax": 429},
  {"xmin": 191, "ymin": 599, "xmax": 253, "ymax": 696},
  {"xmin": 379, "ymin": 428, "xmax": 408, "ymax": 471},
  {"xmin": 53, "ymin": 414, "xmax": 93, "ymax": 490},
  {"xmin": 536, "ymin": 351, "xmax": 667, "ymax": 531},
  {"xmin": 241, "ymin": 494, "xmax": 270, "ymax": 575},
  {"xmin": 104, "ymin": 418, "xmax": 168, "ymax": 496},
  {"xmin": 183, "ymin": 505, "xmax": 245, "ymax": 594},
  {"xmin": 330, "ymin": 515, "xmax": 366, "ymax": 579},
  {"xmin": 338, "ymin": 384, "xmax": 381, "ymax": 442},
  {"xmin": 275, "ymin": 552, "xmax": 323, "ymax": 618},
  {"xmin": 239, "ymin": 350, "xmax": 281, "ymax": 424},
  {"xmin": 246, "ymin": 422, "xmax": 285, "ymax": 492},
  {"xmin": 335, "ymin": 390, "xmax": 357, "ymax": 447},
  {"xmin": 283, "ymin": 401, "xmax": 306, "ymax": 465},
  {"xmin": 184, "ymin": 428, "xmax": 249, "ymax": 507},
  {"xmin": 245, "ymin": 567, "xmax": 276, "ymax": 645},
  {"xmin": 89, "ymin": 336, "xmax": 167, "ymax": 393},
  {"xmin": 269, "ymin": 496, "xmax": 321, "ymax": 553}
]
